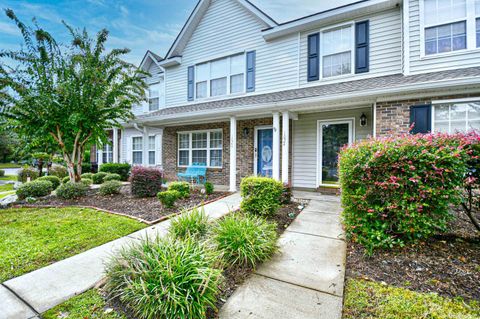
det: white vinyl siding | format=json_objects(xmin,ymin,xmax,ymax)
[
  {"xmin": 164, "ymin": 0, "xmax": 299, "ymax": 107},
  {"xmin": 409, "ymin": 0, "xmax": 480, "ymax": 73},
  {"xmin": 299, "ymin": 8, "xmax": 402, "ymax": 86},
  {"xmin": 292, "ymin": 107, "xmax": 373, "ymax": 189}
]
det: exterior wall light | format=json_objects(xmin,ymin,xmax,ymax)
[
  {"xmin": 243, "ymin": 127, "xmax": 249, "ymax": 138},
  {"xmin": 360, "ymin": 113, "xmax": 367, "ymax": 127}
]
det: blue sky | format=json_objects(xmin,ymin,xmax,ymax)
[{"xmin": 0, "ymin": 0, "xmax": 353, "ymax": 65}]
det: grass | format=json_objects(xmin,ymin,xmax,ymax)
[
  {"xmin": 0, "ymin": 163, "xmax": 21, "ymax": 169},
  {"xmin": 0, "ymin": 191, "xmax": 15, "ymax": 199},
  {"xmin": 0, "ymin": 183, "xmax": 14, "ymax": 192},
  {"xmin": 0, "ymin": 207, "xmax": 145, "ymax": 282},
  {"xmin": 43, "ymin": 289, "xmax": 125, "ymax": 319},
  {"xmin": 0, "ymin": 175, "xmax": 17, "ymax": 181},
  {"xmin": 343, "ymin": 279, "xmax": 480, "ymax": 319}
]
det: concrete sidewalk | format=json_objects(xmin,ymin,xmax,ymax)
[
  {"xmin": 219, "ymin": 192, "xmax": 346, "ymax": 319},
  {"xmin": 1, "ymin": 192, "xmax": 241, "ymax": 319}
]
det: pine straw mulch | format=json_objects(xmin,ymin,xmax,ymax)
[{"xmin": 346, "ymin": 209, "xmax": 480, "ymax": 302}]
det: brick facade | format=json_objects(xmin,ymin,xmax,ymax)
[
  {"xmin": 376, "ymin": 93, "xmax": 480, "ymax": 137},
  {"xmin": 162, "ymin": 117, "xmax": 293, "ymax": 186}
]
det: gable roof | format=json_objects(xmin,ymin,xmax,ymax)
[
  {"xmin": 139, "ymin": 50, "xmax": 163, "ymax": 71},
  {"xmin": 164, "ymin": 0, "xmax": 277, "ymax": 60}
]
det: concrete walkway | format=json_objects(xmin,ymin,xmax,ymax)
[
  {"xmin": 219, "ymin": 192, "xmax": 346, "ymax": 319},
  {"xmin": 0, "ymin": 193, "xmax": 241, "ymax": 319}
]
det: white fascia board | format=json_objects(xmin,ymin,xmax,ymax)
[
  {"xmin": 158, "ymin": 57, "xmax": 182, "ymax": 68},
  {"xmin": 262, "ymin": 0, "xmax": 399, "ymax": 41},
  {"xmin": 236, "ymin": 0, "xmax": 277, "ymax": 27}
]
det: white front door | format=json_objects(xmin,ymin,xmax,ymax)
[{"xmin": 317, "ymin": 119, "xmax": 354, "ymax": 187}]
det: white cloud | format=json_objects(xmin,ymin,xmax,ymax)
[{"xmin": 0, "ymin": 21, "xmax": 20, "ymax": 36}]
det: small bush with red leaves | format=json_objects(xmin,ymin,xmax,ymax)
[
  {"xmin": 339, "ymin": 132, "xmax": 480, "ymax": 254},
  {"xmin": 130, "ymin": 166, "xmax": 164, "ymax": 197}
]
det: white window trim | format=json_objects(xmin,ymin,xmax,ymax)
[
  {"xmin": 148, "ymin": 135, "xmax": 156, "ymax": 166},
  {"xmin": 253, "ymin": 125, "xmax": 273, "ymax": 176},
  {"xmin": 131, "ymin": 135, "xmax": 143, "ymax": 165},
  {"xmin": 177, "ymin": 129, "xmax": 223, "ymax": 168},
  {"xmin": 194, "ymin": 54, "xmax": 245, "ymax": 101},
  {"xmin": 431, "ymin": 97, "xmax": 480, "ymax": 133},
  {"xmin": 419, "ymin": 0, "xmax": 478, "ymax": 58},
  {"xmin": 102, "ymin": 142, "xmax": 113, "ymax": 164},
  {"xmin": 319, "ymin": 21, "xmax": 355, "ymax": 80}
]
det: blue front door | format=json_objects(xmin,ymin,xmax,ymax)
[{"xmin": 256, "ymin": 128, "xmax": 273, "ymax": 177}]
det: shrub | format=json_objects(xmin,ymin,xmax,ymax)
[
  {"xmin": 99, "ymin": 180, "xmax": 122, "ymax": 196},
  {"xmin": 339, "ymin": 133, "xmax": 478, "ymax": 254},
  {"xmin": 168, "ymin": 181, "xmax": 190, "ymax": 198},
  {"xmin": 281, "ymin": 183, "xmax": 292, "ymax": 205},
  {"xmin": 81, "ymin": 173, "xmax": 94, "ymax": 180},
  {"xmin": 80, "ymin": 178, "xmax": 93, "ymax": 186},
  {"xmin": 62, "ymin": 176, "xmax": 70, "ymax": 184},
  {"xmin": 103, "ymin": 173, "xmax": 121, "ymax": 182},
  {"xmin": 17, "ymin": 166, "xmax": 39, "ymax": 183},
  {"xmin": 37, "ymin": 176, "xmax": 61, "ymax": 190},
  {"xmin": 169, "ymin": 208, "xmax": 210, "ymax": 240},
  {"xmin": 81, "ymin": 162, "xmax": 92, "ymax": 173},
  {"xmin": 56, "ymin": 182, "xmax": 88, "ymax": 199},
  {"xmin": 16, "ymin": 180, "xmax": 53, "ymax": 200},
  {"xmin": 100, "ymin": 163, "xmax": 131, "ymax": 181},
  {"xmin": 0, "ymin": 169, "xmax": 4, "ymax": 177},
  {"xmin": 105, "ymin": 237, "xmax": 222, "ymax": 319},
  {"xmin": 130, "ymin": 166, "xmax": 163, "ymax": 197},
  {"xmin": 92, "ymin": 172, "xmax": 107, "ymax": 184},
  {"xmin": 212, "ymin": 213, "xmax": 278, "ymax": 267},
  {"xmin": 204, "ymin": 181, "xmax": 214, "ymax": 195},
  {"xmin": 240, "ymin": 176, "xmax": 283, "ymax": 217},
  {"xmin": 157, "ymin": 190, "xmax": 181, "ymax": 208},
  {"xmin": 48, "ymin": 165, "xmax": 68, "ymax": 178}
]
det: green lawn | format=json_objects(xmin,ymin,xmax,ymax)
[
  {"xmin": 0, "ymin": 191, "xmax": 15, "ymax": 199},
  {"xmin": 0, "ymin": 163, "xmax": 21, "ymax": 168},
  {"xmin": 43, "ymin": 289, "xmax": 125, "ymax": 319},
  {"xmin": 0, "ymin": 207, "xmax": 145, "ymax": 282},
  {"xmin": 343, "ymin": 279, "xmax": 480, "ymax": 319},
  {"xmin": 0, "ymin": 184, "xmax": 14, "ymax": 192},
  {"xmin": 0, "ymin": 175, "xmax": 17, "ymax": 181}
]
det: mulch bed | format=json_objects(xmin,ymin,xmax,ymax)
[
  {"xmin": 31, "ymin": 186, "xmax": 231, "ymax": 223},
  {"xmin": 346, "ymin": 209, "xmax": 480, "ymax": 301},
  {"xmin": 208, "ymin": 201, "xmax": 306, "ymax": 318}
]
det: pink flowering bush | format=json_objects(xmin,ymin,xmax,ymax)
[{"xmin": 339, "ymin": 132, "xmax": 480, "ymax": 253}]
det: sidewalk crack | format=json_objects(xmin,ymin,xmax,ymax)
[{"xmin": 1, "ymin": 282, "xmax": 40, "ymax": 316}]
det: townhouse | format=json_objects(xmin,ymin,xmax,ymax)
[{"xmin": 94, "ymin": 0, "xmax": 480, "ymax": 192}]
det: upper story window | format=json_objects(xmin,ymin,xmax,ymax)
[
  {"xmin": 321, "ymin": 25, "xmax": 353, "ymax": 78},
  {"xmin": 195, "ymin": 54, "xmax": 245, "ymax": 99},
  {"xmin": 433, "ymin": 100, "xmax": 480, "ymax": 133},
  {"xmin": 423, "ymin": 0, "xmax": 479, "ymax": 55},
  {"xmin": 148, "ymin": 83, "xmax": 163, "ymax": 111},
  {"xmin": 476, "ymin": 0, "xmax": 480, "ymax": 47}
]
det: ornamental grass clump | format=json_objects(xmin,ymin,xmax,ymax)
[
  {"xmin": 339, "ymin": 132, "xmax": 480, "ymax": 254},
  {"xmin": 169, "ymin": 208, "xmax": 210, "ymax": 240},
  {"xmin": 212, "ymin": 213, "xmax": 278, "ymax": 268},
  {"xmin": 104, "ymin": 237, "xmax": 222, "ymax": 319}
]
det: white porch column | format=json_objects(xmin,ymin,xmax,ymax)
[
  {"xmin": 97, "ymin": 146, "xmax": 103, "ymax": 166},
  {"xmin": 282, "ymin": 111, "xmax": 290, "ymax": 184},
  {"xmin": 113, "ymin": 128, "xmax": 119, "ymax": 163},
  {"xmin": 143, "ymin": 127, "xmax": 149, "ymax": 166},
  {"xmin": 272, "ymin": 112, "xmax": 280, "ymax": 180},
  {"xmin": 229, "ymin": 116, "xmax": 237, "ymax": 192}
]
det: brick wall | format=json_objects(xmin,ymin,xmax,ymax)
[
  {"xmin": 162, "ymin": 117, "xmax": 293, "ymax": 186},
  {"xmin": 376, "ymin": 93, "xmax": 480, "ymax": 137}
]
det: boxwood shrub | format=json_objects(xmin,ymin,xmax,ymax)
[
  {"xmin": 339, "ymin": 133, "xmax": 479, "ymax": 253},
  {"xmin": 62, "ymin": 176, "xmax": 70, "ymax": 184},
  {"xmin": 130, "ymin": 166, "xmax": 164, "ymax": 197},
  {"xmin": 17, "ymin": 166, "xmax": 39, "ymax": 183},
  {"xmin": 80, "ymin": 178, "xmax": 93, "ymax": 186},
  {"xmin": 157, "ymin": 190, "xmax": 181, "ymax": 208},
  {"xmin": 92, "ymin": 172, "xmax": 107, "ymax": 184},
  {"xmin": 80, "ymin": 173, "xmax": 94, "ymax": 180},
  {"xmin": 99, "ymin": 180, "xmax": 122, "ymax": 196},
  {"xmin": 100, "ymin": 163, "xmax": 131, "ymax": 181},
  {"xmin": 168, "ymin": 181, "xmax": 190, "ymax": 198},
  {"xmin": 240, "ymin": 176, "xmax": 284, "ymax": 217},
  {"xmin": 56, "ymin": 182, "xmax": 88, "ymax": 199},
  {"xmin": 48, "ymin": 165, "xmax": 68, "ymax": 178},
  {"xmin": 103, "ymin": 173, "xmax": 121, "ymax": 182},
  {"xmin": 204, "ymin": 181, "xmax": 214, "ymax": 195},
  {"xmin": 37, "ymin": 175, "xmax": 61, "ymax": 190},
  {"xmin": 16, "ymin": 180, "xmax": 53, "ymax": 200},
  {"xmin": 0, "ymin": 169, "xmax": 5, "ymax": 177},
  {"xmin": 105, "ymin": 237, "xmax": 222, "ymax": 319}
]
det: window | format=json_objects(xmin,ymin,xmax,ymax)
[
  {"xmin": 194, "ymin": 54, "xmax": 245, "ymax": 99},
  {"xmin": 148, "ymin": 136, "xmax": 156, "ymax": 165},
  {"xmin": 177, "ymin": 130, "xmax": 223, "ymax": 168},
  {"xmin": 148, "ymin": 83, "xmax": 161, "ymax": 111},
  {"xmin": 322, "ymin": 25, "xmax": 353, "ymax": 78},
  {"xmin": 421, "ymin": 0, "xmax": 480, "ymax": 55},
  {"xmin": 132, "ymin": 137, "xmax": 143, "ymax": 165},
  {"xmin": 433, "ymin": 100, "xmax": 480, "ymax": 133},
  {"xmin": 102, "ymin": 142, "xmax": 113, "ymax": 163}
]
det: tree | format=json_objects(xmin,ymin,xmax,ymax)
[
  {"xmin": 0, "ymin": 130, "xmax": 20, "ymax": 162},
  {"xmin": 0, "ymin": 10, "xmax": 147, "ymax": 182}
]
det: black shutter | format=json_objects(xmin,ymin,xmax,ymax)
[
  {"xmin": 355, "ymin": 20, "xmax": 369, "ymax": 74},
  {"xmin": 307, "ymin": 33, "xmax": 319, "ymax": 81},
  {"xmin": 246, "ymin": 51, "xmax": 256, "ymax": 92},
  {"xmin": 187, "ymin": 66, "xmax": 194, "ymax": 101},
  {"xmin": 410, "ymin": 105, "xmax": 432, "ymax": 134}
]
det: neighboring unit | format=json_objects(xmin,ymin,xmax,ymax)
[{"xmin": 92, "ymin": 0, "xmax": 480, "ymax": 192}]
